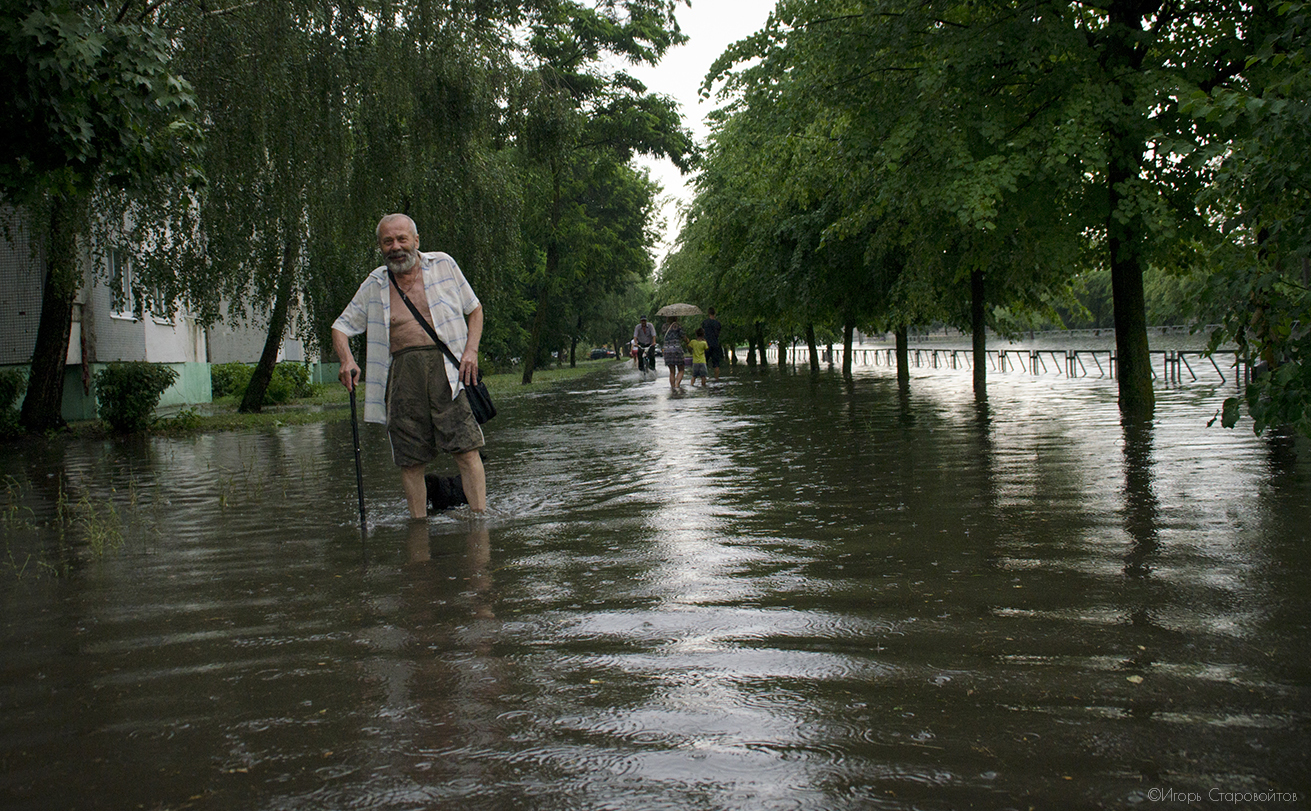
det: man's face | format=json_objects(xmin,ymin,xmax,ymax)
[{"xmin": 378, "ymin": 220, "xmax": 419, "ymax": 273}]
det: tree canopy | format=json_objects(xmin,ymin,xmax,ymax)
[
  {"xmin": 667, "ymin": 0, "xmax": 1308, "ymax": 433},
  {"xmin": 4, "ymin": 0, "xmax": 685, "ymax": 419},
  {"xmin": 7, "ymin": 0, "xmax": 1307, "ymax": 439},
  {"xmin": 516, "ymin": 0, "xmax": 694, "ymax": 382},
  {"xmin": 1, "ymin": 0, "xmax": 203, "ymax": 432}
]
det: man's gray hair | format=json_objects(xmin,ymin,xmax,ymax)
[{"xmin": 376, "ymin": 213, "xmax": 419, "ymax": 240}]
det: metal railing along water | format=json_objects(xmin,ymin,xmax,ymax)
[{"xmin": 752, "ymin": 344, "xmax": 1247, "ymax": 388}]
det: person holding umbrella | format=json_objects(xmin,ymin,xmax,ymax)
[
  {"xmin": 662, "ymin": 315, "xmax": 687, "ymax": 390},
  {"xmin": 703, "ymin": 307, "xmax": 723, "ymax": 382},
  {"xmin": 655, "ymin": 303, "xmax": 701, "ymax": 391}
]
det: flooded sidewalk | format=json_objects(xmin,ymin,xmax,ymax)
[{"xmin": 2, "ymin": 362, "xmax": 1308, "ymax": 810}]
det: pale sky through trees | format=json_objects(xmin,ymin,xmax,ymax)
[{"xmin": 630, "ymin": 0, "xmax": 777, "ymax": 263}]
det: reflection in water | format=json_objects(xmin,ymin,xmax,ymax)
[
  {"xmin": 1118, "ymin": 417, "xmax": 1163, "ymax": 722},
  {"xmin": 1121, "ymin": 418, "xmax": 1160, "ymax": 580},
  {"xmin": 374, "ymin": 520, "xmax": 501, "ymax": 804},
  {"xmin": 896, "ymin": 377, "xmax": 914, "ymax": 429},
  {"xmin": 405, "ymin": 520, "xmax": 494, "ymax": 619},
  {"xmin": 1, "ymin": 364, "xmax": 1308, "ymax": 810}
]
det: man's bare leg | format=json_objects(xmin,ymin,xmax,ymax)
[
  {"xmin": 401, "ymin": 463, "xmax": 428, "ymax": 519},
  {"xmin": 454, "ymin": 449, "xmax": 487, "ymax": 513}
]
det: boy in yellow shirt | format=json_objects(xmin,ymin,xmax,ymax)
[{"xmin": 688, "ymin": 328, "xmax": 710, "ymax": 387}]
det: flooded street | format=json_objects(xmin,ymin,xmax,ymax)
[{"xmin": 2, "ymin": 359, "xmax": 1309, "ymax": 810}]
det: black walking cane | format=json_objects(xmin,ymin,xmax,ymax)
[{"xmin": 348, "ymin": 370, "xmax": 367, "ymax": 535}]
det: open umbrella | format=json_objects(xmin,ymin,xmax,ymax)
[{"xmin": 656, "ymin": 302, "xmax": 702, "ymax": 317}]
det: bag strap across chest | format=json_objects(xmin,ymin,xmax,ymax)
[{"xmin": 388, "ymin": 268, "xmax": 462, "ymax": 370}]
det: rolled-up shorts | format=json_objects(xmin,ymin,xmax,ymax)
[
  {"xmin": 386, "ymin": 345, "xmax": 484, "ymax": 467},
  {"xmin": 707, "ymin": 345, "xmax": 722, "ymax": 368},
  {"xmin": 692, "ymin": 363, "xmax": 708, "ymax": 378}
]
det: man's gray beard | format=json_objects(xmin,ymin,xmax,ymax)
[{"xmin": 386, "ymin": 251, "xmax": 418, "ymax": 274}]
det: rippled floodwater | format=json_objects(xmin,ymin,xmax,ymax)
[{"xmin": 2, "ymin": 360, "xmax": 1308, "ymax": 810}]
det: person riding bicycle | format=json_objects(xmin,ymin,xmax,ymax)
[{"xmin": 633, "ymin": 316, "xmax": 657, "ymax": 372}]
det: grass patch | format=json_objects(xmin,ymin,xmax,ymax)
[
  {"xmin": 482, "ymin": 358, "xmax": 621, "ymax": 395},
  {"xmin": 56, "ymin": 358, "xmax": 623, "ymax": 438}
]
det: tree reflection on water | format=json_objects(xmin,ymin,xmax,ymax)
[{"xmin": 0, "ymin": 362, "xmax": 1307, "ymax": 810}]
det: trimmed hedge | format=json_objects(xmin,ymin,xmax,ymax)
[
  {"xmin": 95, "ymin": 362, "xmax": 178, "ymax": 433},
  {"xmin": 210, "ymin": 362, "xmax": 252, "ymax": 399},
  {"xmin": 0, "ymin": 368, "xmax": 25, "ymax": 437},
  {"xmin": 210, "ymin": 361, "xmax": 314, "ymax": 405},
  {"xmin": 269, "ymin": 362, "xmax": 312, "ymax": 403}
]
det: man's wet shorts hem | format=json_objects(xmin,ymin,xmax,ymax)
[{"xmin": 386, "ymin": 345, "xmax": 484, "ymax": 467}]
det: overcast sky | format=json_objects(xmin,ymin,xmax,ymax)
[{"xmin": 627, "ymin": 0, "xmax": 778, "ymax": 263}]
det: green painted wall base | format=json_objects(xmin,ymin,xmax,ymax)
[
  {"xmin": 60, "ymin": 366, "xmax": 98, "ymax": 422},
  {"xmin": 312, "ymin": 361, "xmax": 340, "ymax": 386},
  {"xmin": 56, "ymin": 362, "xmax": 214, "ymax": 423},
  {"xmin": 159, "ymin": 362, "xmax": 214, "ymax": 409},
  {"xmin": 6, "ymin": 360, "xmax": 335, "ymax": 425}
]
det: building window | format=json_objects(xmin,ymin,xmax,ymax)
[
  {"xmin": 147, "ymin": 284, "xmax": 172, "ymax": 323},
  {"xmin": 109, "ymin": 249, "xmax": 135, "ymax": 319}
]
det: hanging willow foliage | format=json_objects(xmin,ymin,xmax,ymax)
[{"xmin": 157, "ymin": 0, "xmax": 527, "ymax": 409}]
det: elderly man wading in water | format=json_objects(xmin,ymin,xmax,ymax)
[{"xmin": 331, "ymin": 214, "xmax": 487, "ymax": 518}]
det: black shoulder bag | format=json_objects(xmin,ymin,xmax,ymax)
[{"xmin": 388, "ymin": 269, "xmax": 496, "ymax": 424}]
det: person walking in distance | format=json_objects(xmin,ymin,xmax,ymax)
[
  {"xmin": 688, "ymin": 328, "xmax": 709, "ymax": 387},
  {"xmin": 662, "ymin": 315, "xmax": 687, "ymax": 390},
  {"xmin": 332, "ymin": 214, "xmax": 487, "ymax": 518},
  {"xmin": 702, "ymin": 307, "xmax": 723, "ymax": 382},
  {"xmin": 633, "ymin": 315, "xmax": 657, "ymax": 374}
]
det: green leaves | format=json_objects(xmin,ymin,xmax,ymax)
[
  {"xmin": 666, "ymin": 0, "xmax": 1311, "ymax": 431},
  {"xmin": 1214, "ymin": 396, "xmax": 1242, "ymax": 429},
  {"xmin": 94, "ymin": 362, "xmax": 179, "ymax": 434},
  {"xmin": 516, "ymin": 0, "xmax": 693, "ymax": 377},
  {"xmin": 1181, "ymin": 3, "xmax": 1311, "ymax": 436},
  {"xmin": 0, "ymin": 2, "xmax": 202, "ymax": 204}
]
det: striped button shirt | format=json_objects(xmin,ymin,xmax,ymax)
[{"xmin": 332, "ymin": 251, "xmax": 481, "ymax": 425}]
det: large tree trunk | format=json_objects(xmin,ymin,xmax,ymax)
[
  {"xmin": 1110, "ymin": 238, "xmax": 1153, "ymax": 417},
  {"xmin": 239, "ymin": 233, "xmax": 299, "ymax": 413},
  {"xmin": 568, "ymin": 313, "xmax": 582, "ymax": 367},
  {"xmin": 1103, "ymin": 1, "xmax": 1156, "ymax": 420},
  {"xmin": 19, "ymin": 196, "xmax": 84, "ymax": 434},
  {"xmin": 806, "ymin": 323, "xmax": 819, "ymax": 372},
  {"xmin": 842, "ymin": 320, "xmax": 854, "ymax": 377},
  {"xmin": 522, "ymin": 279, "xmax": 550, "ymax": 384},
  {"xmin": 523, "ymin": 164, "xmax": 564, "ymax": 386},
  {"xmin": 971, "ymin": 268, "xmax": 987, "ymax": 399},
  {"xmin": 895, "ymin": 325, "xmax": 909, "ymax": 388}
]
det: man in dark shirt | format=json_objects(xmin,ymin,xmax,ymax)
[
  {"xmin": 702, "ymin": 307, "xmax": 723, "ymax": 382},
  {"xmin": 633, "ymin": 315, "xmax": 657, "ymax": 373}
]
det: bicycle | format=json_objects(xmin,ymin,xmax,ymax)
[{"xmin": 636, "ymin": 343, "xmax": 656, "ymax": 375}]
